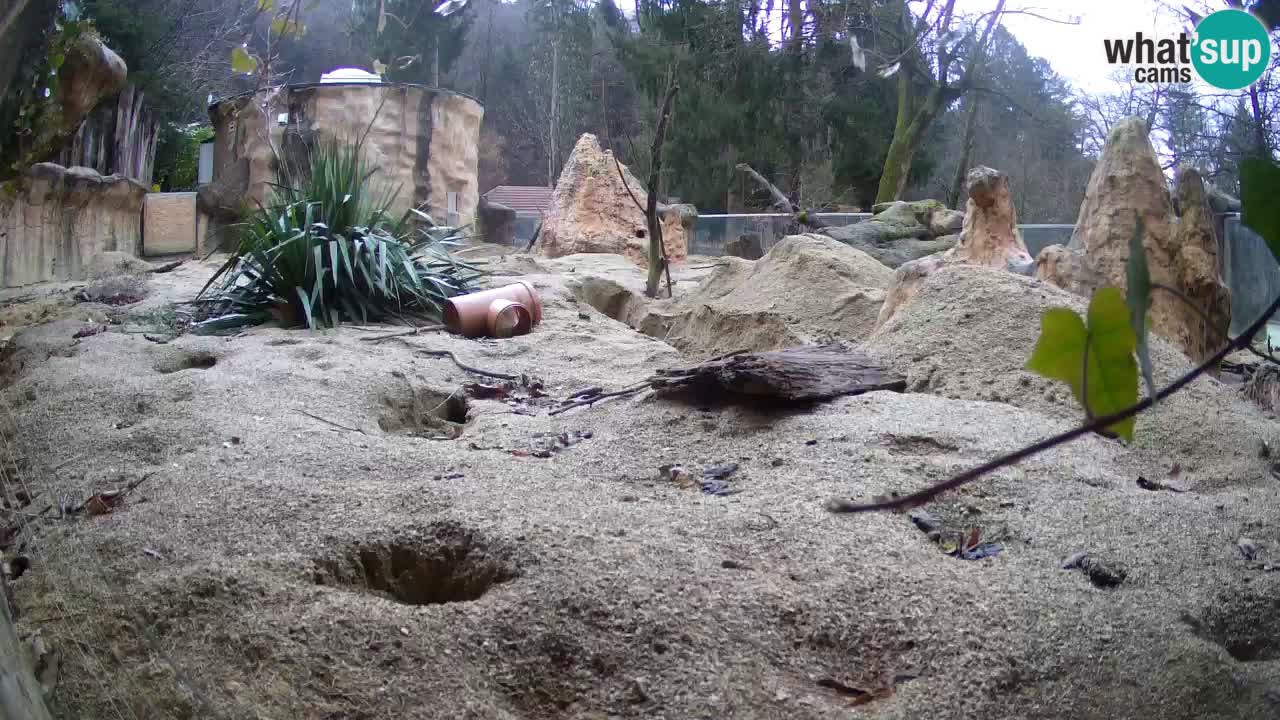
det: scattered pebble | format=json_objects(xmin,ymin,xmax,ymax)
[
  {"xmin": 908, "ymin": 509, "xmax": 941, "ymax": 534},
  {"xmin": 702, "ymin": 463, "xmax": 739, "ymax": 481},
  {"xmin": 1060, "ymin": 551, "xmax": 1089, "ymax": 570},
  {"xmin": 1085, "ymin": 560, "xmax": 1126, "ymax": 588},
  {"xmin": 770, "ymin": 457, "xmax": 785, "ymax": 467},
  {"xmin": 1060, "ymin": 551, "xmax": 1126, "ymax": 586},
  {"xmin": 1136, "ymin": 475, "xmax": 1185, "ymax": 492},
  {"xmin": 804, "ymin": 439, "xmax": 818, "ymax": 446},
  {"xmin": 1238, "ymin": 538, "xmax": 1260, "ymax": 561},
  {"xmin": 699, "ymin": 480, "xmax": 737, "ymax": 496},
  {"xmin": 630, "ymin": 677, "xmax": 649, "ymax": 704},
  {"xmin": 721, "ymin": 559, "xmax": 745, "ymax": 569}
]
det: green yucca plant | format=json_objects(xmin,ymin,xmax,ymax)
[{"xmin": 194, "ymin": 138, "xmax": 484, "ymax": 332}]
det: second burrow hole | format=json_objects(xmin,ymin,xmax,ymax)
[{"xmin": 376, "ymin": 383, "xmax": 470, "ymax": 438}]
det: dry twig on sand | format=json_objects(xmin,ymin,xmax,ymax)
[
  {"xmin": 294, "ymin": 410, "xmax": 367, "ymax": 434},
  {"xmin": 358, "ymin": 325, "xmax": 446, "ymax": 344}
]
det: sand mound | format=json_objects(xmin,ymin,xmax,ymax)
[
  {"xmin": 866, "ymin": 263, "xmax": 1276, "ymax": 488},
  {"xmin": 2, "ymin": 255, "xmax": 1279, "ymax": 720},
  {"xmin": 86, "ymin": 250, "xmax": 153, "ymax": 278},
  {"xmin": 659, "ymin": 234, "xmax": 892, "ymax": 358}
]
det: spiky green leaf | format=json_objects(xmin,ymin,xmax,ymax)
[
  {"xmin": 1026, "ymin": 288, "xmax": 1139, "ymax": 440},
  {"xmin": 1242, "ymin": 158, "xmax": 1280, "ymax": 265}
]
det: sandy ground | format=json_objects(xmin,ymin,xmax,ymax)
[{"xmin": 2, "ymin": 247, "xmax": 1279, "ymax": 720}]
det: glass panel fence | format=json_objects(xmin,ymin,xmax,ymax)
[
  {"xmin": 1222, "ymin": 214, "xmax": 1280, "ymax": 339},
  {"xmin": 689, "ymin": 213, "xmax": 872, "ymax": 256},
  {"xmin": 501, "ymin": 212, "xmax": 1278, "ymax": 342}
]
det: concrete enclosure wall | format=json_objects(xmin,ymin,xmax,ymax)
[
  {"xmin": 0, "ymin": 163, "xmax": 146, "ymax": 287},
  {"xmin": 209, "ymin": 83, "xmax": 483, "ymax": 238}
]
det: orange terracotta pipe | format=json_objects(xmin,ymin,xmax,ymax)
[{"xmin": 444, "ymin": 282, "xmax": 542, "ymax": 338}]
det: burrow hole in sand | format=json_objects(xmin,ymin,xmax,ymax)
[
  {"xmin": 376, "ymin": 384, "xmax": 470, "ymax": 438},
  {"xmin": 153, "ymin": 349, "xmax": 217, "ymax": 374},
  {"xmin": 1184, "ymin": 594, "xmax": 1280, "ymax": 662},
  {"xmin": 312, "ymin": 524, "xmax": 518, "ymax": 605}
]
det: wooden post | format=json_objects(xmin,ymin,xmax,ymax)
[{"xmin": 0, "ymin": 575, "xmax": 52, "ymax": 720}]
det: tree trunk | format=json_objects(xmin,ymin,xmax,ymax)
[
  {"xmin": 948, "ymin": 93, "xmax": 980, "ymax": 208},
  {"xmin": 480, "ymin": 1, "xmax": 494, "ymax": 103},
  {"xmin": 645, "ymin": 82, "xmax": 679, "ymax": 298},
  {"xmin": 548, "ymin": 35, "xmax": 559, "ymax": 188},
  {"xmin": 1249, "ymin": 83, "xmax": 1269, "ymax": 158},
  {"xmin": 875, "ymin": 84, "xmax": 946, "ymax": 204}
]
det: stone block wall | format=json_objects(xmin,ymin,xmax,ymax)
[
  {"xmin": 142, "ymin": 192, "xmax": 198, "ymax": 256},
  {"xmin": 0, "ymin": 163, "xmax": 146, "ymax": 287}
]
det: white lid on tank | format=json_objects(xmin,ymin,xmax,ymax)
[{"xmin": 319, "ymin": 68, "xmax": 382, "ymax": 84}]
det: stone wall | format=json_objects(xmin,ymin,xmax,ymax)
[
  {"xmin": 207, "ymin": 83, "xmax": 483, "ymax": 249},
  {"xmin": 0, "ymin": 163, "xmax": 146, "ymax": 287},
  {"xmin": 142, "ymin": 192, "xmax": 199, "ymax": 256}
]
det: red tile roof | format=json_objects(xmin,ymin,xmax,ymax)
[{"xmin": 483, "ymin": 185, "xmax": 553, "ymax": 215}]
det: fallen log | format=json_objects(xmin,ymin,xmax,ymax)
[
  {"xmin": 735, "ymin": 163, "xmax": 828, "ymax": 230},
  {"xmin": 651, "ymin": 345, "xmax": 904, "ymax": 402},
  {"xmin": 550, "ymin": 345, "xmax": 904, "ymax": 414}
]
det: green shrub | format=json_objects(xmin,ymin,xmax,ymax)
[
  {"xmin": 194, "ymin": 139, "xmax": 483, "ymax": 331},
  {"xmin": 154, "ymin": 125, "xmax": 213, "ymax": 191}
]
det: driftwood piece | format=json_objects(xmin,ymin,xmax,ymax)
[
  {"xmin": 735, "ymin": 163, "xmax": 827, "ymax": 230},
  {"xmin": 548, "ymin": 345, "xmax": 903, "ymax": 415},
  {"xmin": 654, "ymin": 345, "xmax": 903, "ymax": 402}
]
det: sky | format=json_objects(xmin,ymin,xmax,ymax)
[{"xmin": 957, "ymin": 0, "xmax": 1182, "ymax": 91}]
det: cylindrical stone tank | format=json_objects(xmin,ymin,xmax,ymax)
[{"xmin": 204, "ymin": 82, "xmax": 483, "ymax": 246}]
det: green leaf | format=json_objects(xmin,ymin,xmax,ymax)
[
  {"xmin": 1026, "ymin": 288, "xmax": 1139, "ymax": 441},
  {"xmin": 231, "ymin": 46, "xmax": 259, "ymax": 75},
  {"xmin": 258, "ymin": 0, "xmax": 274, "ymax": 10},
  {"xmin": 1242, "ymin": 157, "xmax": 1280, "ymax": 264},
  {"xmin": 1125, "ymin": 213, "xmax": 1156, "ymax": 402},
  {"xmin": 271, "ymin": 16, "xmax": 303, "ymax": 36}
]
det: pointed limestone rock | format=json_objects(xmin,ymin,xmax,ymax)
[
  {"xmin": 535, "ymin": 134, "xmax": 692, "ymax": 268},
  {"xmin": 1034, "ymin": 117, "xmax": 1230, "ymax": 362},
  {"xmin": 877, "ymin": 166, "xmax": 1032, "ymax": 328}
]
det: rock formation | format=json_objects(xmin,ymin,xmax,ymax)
[
  {"xmin": 57, "ymin": 34, "xmax": 128, "ymax": 135},
  {"xmin": 535, "ymin": 134, "xmax": 693, "ymax": 268},
  {"xmin": 877, "ymin": 166, "xmax": 1032, "ymax": 328},
  {"xmin": 2, "ymin": 22, "xmax": 128, "ymax": 183},
  {"xmin": 820, "ymin": 199, "xmax": 960, "ymax": 268},
  {"xmin": 1034, "ymin": 117, "xmax": 1230, "ymax": 363},
  {"xmin": 0, "ymin": 164, "xmax": 146, "ymax": 287}
]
